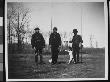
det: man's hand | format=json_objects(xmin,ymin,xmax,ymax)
[
  {"xmin": 59, "ymin": 46, "xmax": 61, "ymax": 48},
  {"xmin": 32, "ymin": 47, "xmax": 36, "ymax": 50},
  {"xmin": 79, "ymin": 42, "xmax": 83, "ymax": 49}
]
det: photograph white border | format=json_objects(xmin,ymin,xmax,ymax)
[
  {"xmin": 0, "ymin": 17, "xmax": 3, "ymax": 53},
  {"xmin": 5, "ymin": 0, "xmax": 108, "ymax": 81}
]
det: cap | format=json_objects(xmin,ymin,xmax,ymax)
[
  {"xmin": 53, "ymin": 27, "xmax": 57, "ymax": 30},
  {"xmin": 34, "ymin": 27, "xmax": 40, "ymax": 30}
]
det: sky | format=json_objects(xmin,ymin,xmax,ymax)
[{"xmin": 7, "ymin": 1, "xmax": 106, "ymax": 48}]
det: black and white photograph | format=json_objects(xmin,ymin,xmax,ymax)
[
  {"xmin": 5, "ymin": 0, "xmax": 108, "ymax": 81},
  {"xmin": 0, "ymin": 0, "xmax": 3, "ymax": 81}
]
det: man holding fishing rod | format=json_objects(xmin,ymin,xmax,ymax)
[{"xmin": 70, "ymin": 29, "xmax": 83, "ymax": 64}]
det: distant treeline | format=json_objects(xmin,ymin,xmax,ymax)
[
  {"xmin": 82, "ymin": 47, "xmax": 105, "ymax": 54},
  {"xmin": 8, "ymin": 43, "xmax": 105, "ymax": 55}
]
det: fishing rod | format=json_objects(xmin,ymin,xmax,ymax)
[{"xmin": 80, "ymin": 6, "xmax": 83, "ymax": 63}]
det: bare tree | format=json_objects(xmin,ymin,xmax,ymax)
[
  {"xmin": 90, "ymin": 34, "xmax": 94, "ymax": 48},
  {"xmin": 7, "ymin": 4, "xmax": 16, "ymax": 44},
  {"xmin": 60, "ymin": 32, "xmax": 68, "ymax": 50},
  {"xmin": 7, "ymin": 2, "xmax": 31, "ymax": 53},
  {"xmin": 96, "ymin": 41, "xmax": 98, "ymax": 48}
]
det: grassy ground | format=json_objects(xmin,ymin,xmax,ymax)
[
  {"xmin": 8, "ymin": 52, "xmax": 105, "ymax": 79},
  {"xmin": 0, "ymin": 71, "xmax": 3, "ymax": 81},
  {"xmin": 0, "ymin": 53, "xmax": 3, "ymax": 81}
]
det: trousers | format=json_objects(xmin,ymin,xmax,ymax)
[
  {"xmin": 35, "ymin": 48, "xmax": 43, "ymax": 63},
  {"xmin": 72, "ymin": 47, "xmax": 80, "ymax": 63},
  {"xmin": 51, "ymin": 46, "xmax": 59, "ymax": 64}
]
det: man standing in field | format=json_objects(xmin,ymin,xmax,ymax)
[
  {"xmin": 71, "ymin": 29, "xmax": 83, "ymax": 64},
  {"xmin": 31, "ymin": 27, "xmax": 45, "ymax": 64},
  {"xmin": 49, "ymin": 27, "xmax": 61, "ymax": 65}
]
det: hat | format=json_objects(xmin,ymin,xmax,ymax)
[
  {"xmin": 34, "ymin": 27, "xmax": 40, "ymax": 30},
  {"xmin": 53, "ymin": 27, "xmax": 57, "ymax": 30},
  {"xmin": 73, "ymin": 29, "xmax": 78, "ymax": 33}
]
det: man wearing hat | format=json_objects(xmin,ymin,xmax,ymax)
[
  {"xmin": 49, "ymin": 27, "xmax": 61, "ymax": 65},
  {"xmin": 71, "ymin": 29, "xmax": 83, "ymax": 63},
  {"xmin": 31, "ymin": 27, "xmax": 45, "ymax": 64}
]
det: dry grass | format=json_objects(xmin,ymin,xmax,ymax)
[
  {"xmin": 0, "ymin": 53, "xmax": 3, "ymax": 81},
  {"xmin": 8, "ymin": 50, "xmax": 105, "ymax": 79}
]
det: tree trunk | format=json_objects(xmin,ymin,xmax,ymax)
[{"xmin": 17, "ymin": 11, "xmax": 21, "ymax": 53}]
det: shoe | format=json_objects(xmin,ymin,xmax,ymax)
[{"xmin": 73, "ymin": 62, "xmax": 77, "ymax": 64}]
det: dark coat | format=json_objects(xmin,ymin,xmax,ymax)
[
  {"xmin": 72, "ymin": 35, "xmax": 83, "ymax": 48},
  {"xmin": 31, "ymin": 32, "xmax": 45, "ymax": 49},
  {"xmin": 49, "ymin": 32, "xmax": 61, "ymax": 47}
]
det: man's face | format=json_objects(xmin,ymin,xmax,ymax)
[
  {"xmin": 35, "ymin": 30, "xmax": 39, "ymax": 33},
  {"xmin": 53, "ymin": 29, "xmax": 57, "ymax": 33},
  {"xmin": 73, "ymin": 32, "xmax": 77, "ymax": 35}
]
